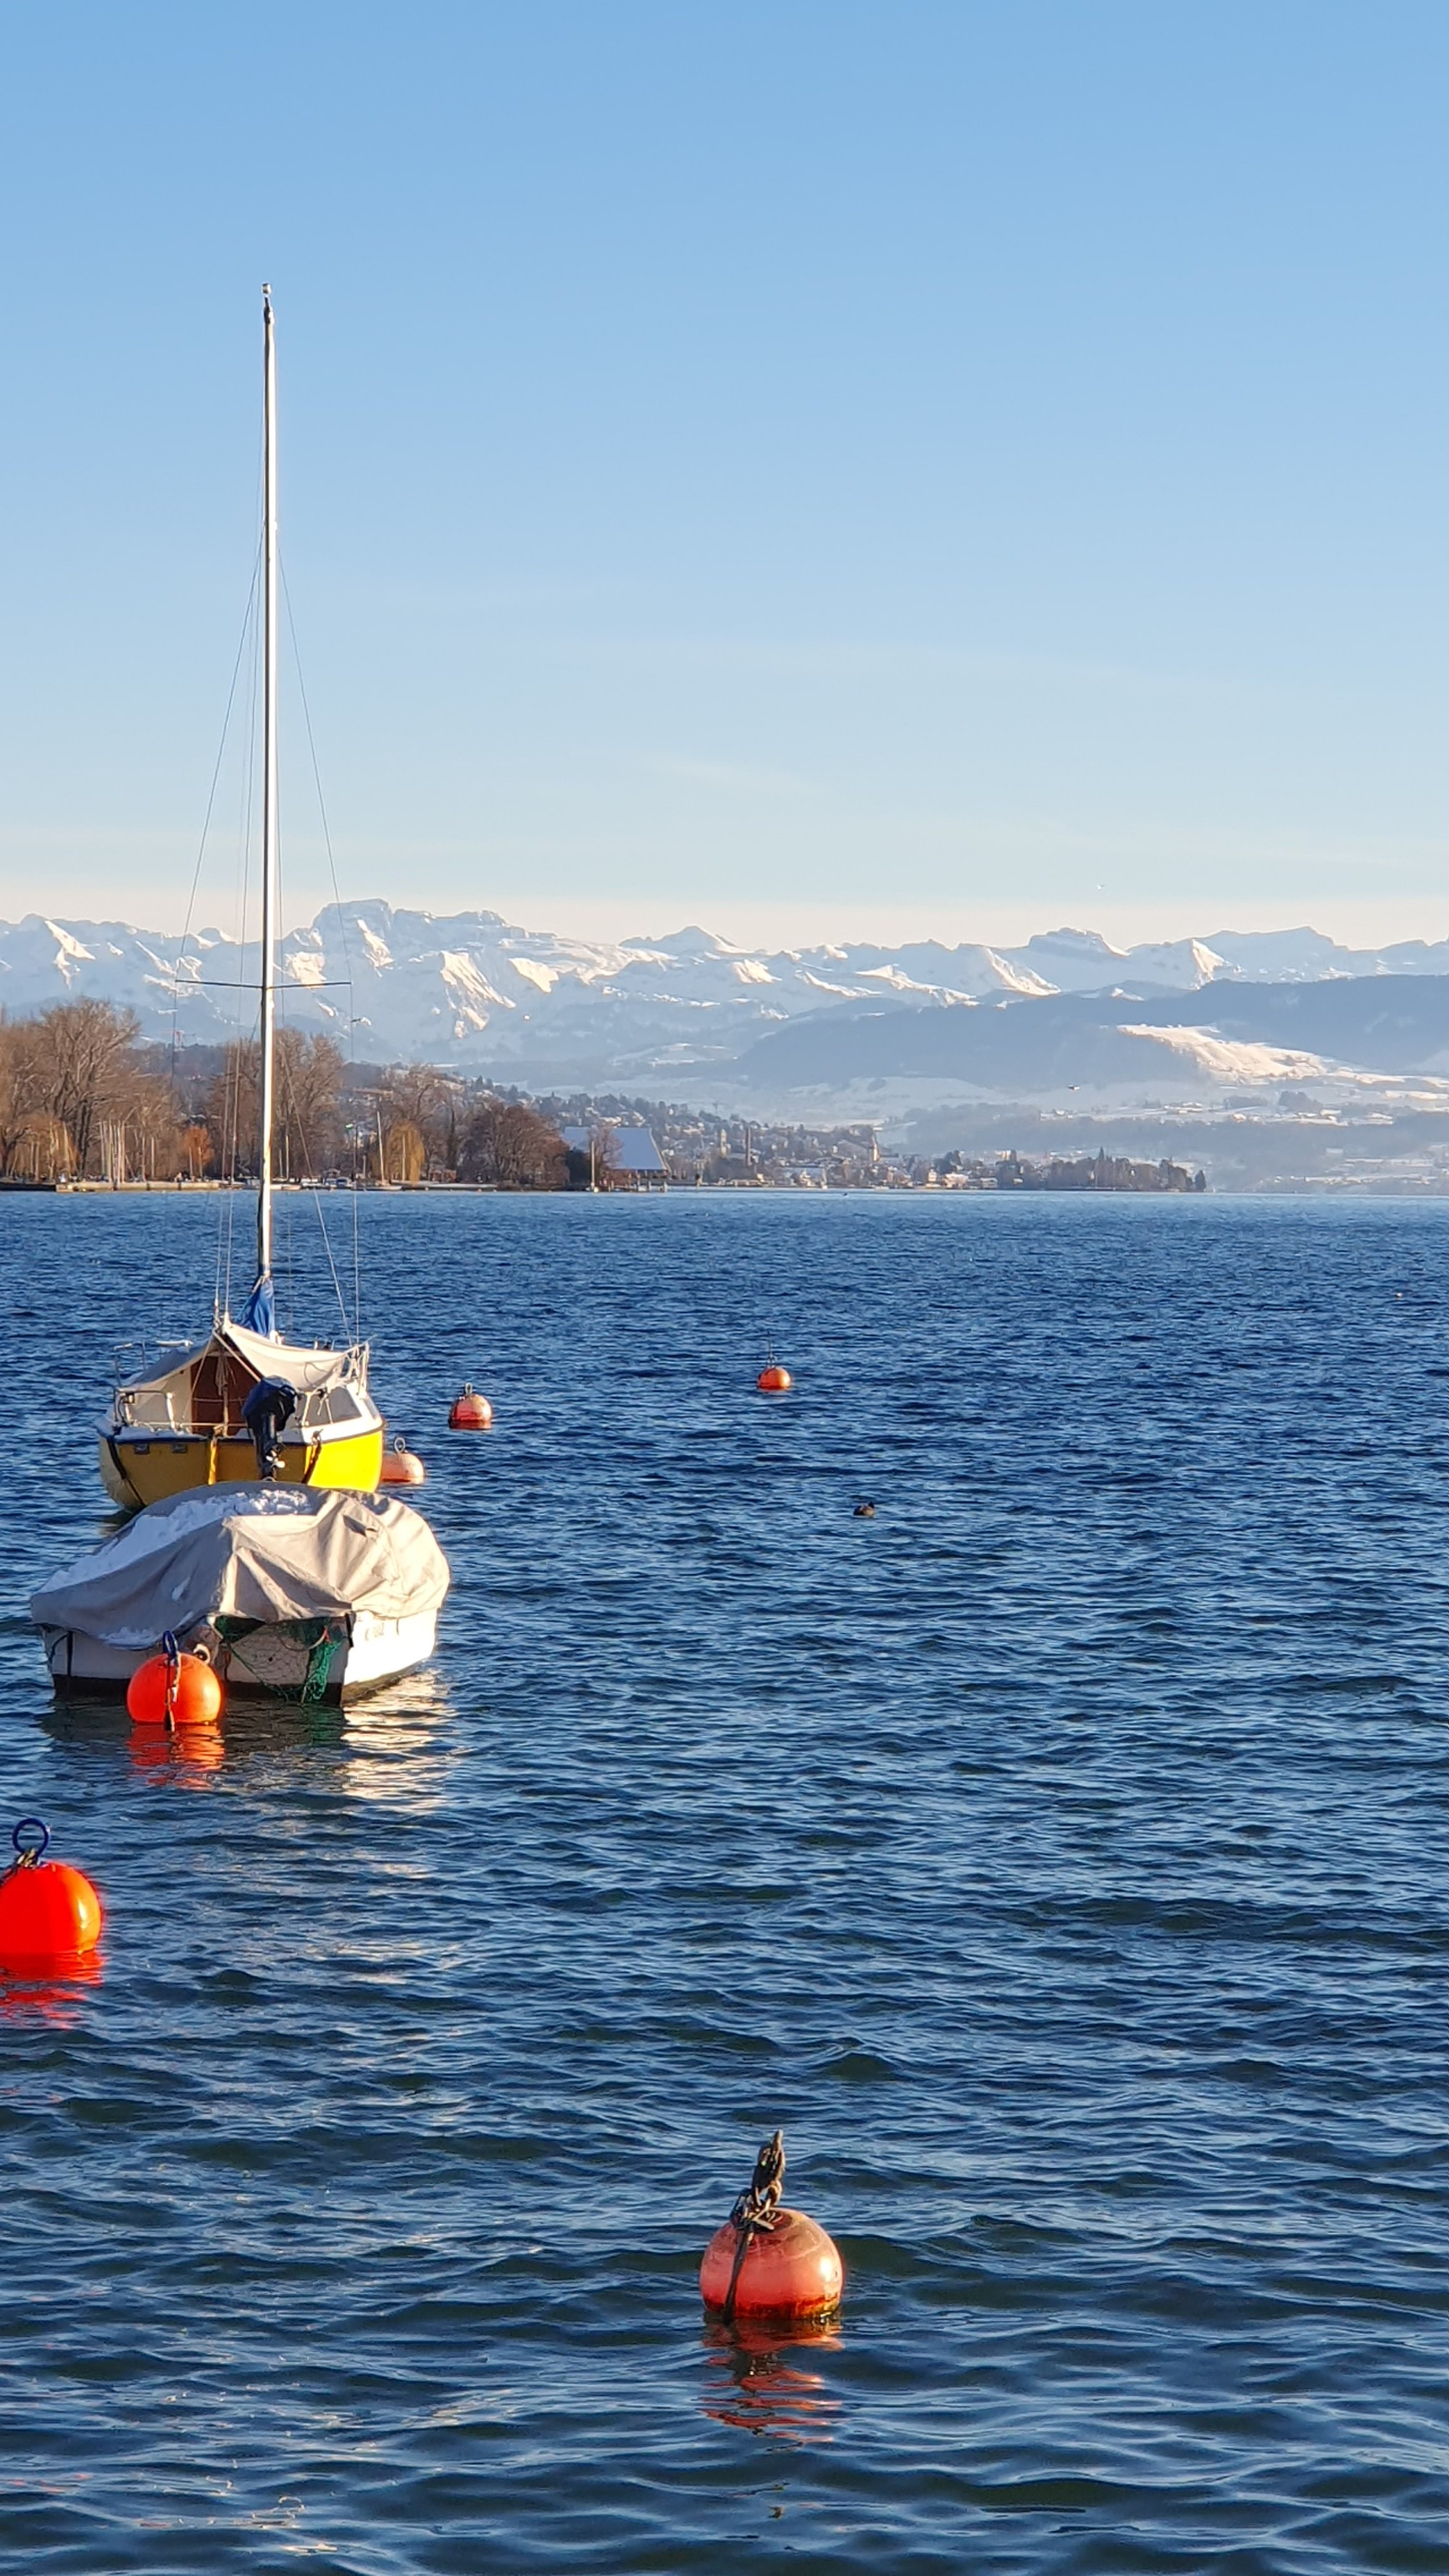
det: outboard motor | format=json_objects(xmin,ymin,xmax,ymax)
[{"xmin": 242, "ymin": 1376, "xmax": 298, "ymax": 1480}]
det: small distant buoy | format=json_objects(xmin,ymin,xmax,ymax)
[
  {"xmin": 448, "ymin": 1383, "xmax": 493, "ymax": 1430},
  {"xmin": 853, "ymin": 1501, "xmax": 876, "ymax": 1518},
  {"xmin": 700, "ymin": 2130, "xmax": 843, "ymax": 2322},
  {"xmin": 757, "ymin": 1364, "xmax": 792, "ymax": 1393},
  {"xmin": 0, "ymin": 1820, "xmax": 102, "ymax": 1963},
  {"xmin": 126, "ymin": 1634, "xmax": 223, "ymax": 1729},
  {"xmin": 380, "ymin": 1436, "xmax": 426, "ymax": 1485}
]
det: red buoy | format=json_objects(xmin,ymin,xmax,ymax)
[
  {"xmin": 700, "ymin": 2131, "xmax": 843, "ymax": 2321},
  {"xmin": 448, "ymin": 1384, "xmax": 493, "ymax": 1430},
  {"xmin": 380, "ymin": 1438, "xmax": 426, "ymax": 1485},
  {"xmin": 126, "ymin": 1642, "xmax": 223, "ymax": 1728},
  {"xmin": 757, "ymin": 1364, "xmax": 792, "ymax": 1393},
  {"xmin": 0, "ymin": 1820, "xmax": 102, "ymax": 1963}
]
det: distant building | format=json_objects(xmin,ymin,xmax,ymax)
[{"xmin": 559, "ymin": 1122, "xmax": 667, "ymax": 1185}]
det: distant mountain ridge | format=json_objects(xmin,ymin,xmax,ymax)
[
  {"xmin": 10, "ymin": 898, "xmax": 1449, "ymax": 1117},
  {"xmin": 7, "ymin": 898, "xmax": 1449, "ymax": 1061}
]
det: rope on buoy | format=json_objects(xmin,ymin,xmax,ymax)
[
  {"xmin": 7, "ymin": 1818, "xmax": 50, "ymax": 1873},
  {"xmin": 162, "ymin": 1629, "xmax": 180, "ymax": 1734},
  {"xmin": 699, "ymin": 2129, "xmax": 843, "ymax": 2322},
  {"xmin": 0, "ymin": 1817, "xmax": 103, "ymax": 1962},
  {"xmin": 126, "ymin": 1634, "xmax": 223, "ymax": 1729},
  {"xmin": 448, "ymin": 1383, "xmax": 493, "ymax": 1430},
  {"xmin": 722, "ymin": 2128, "xmax": 786, "ymax": 2322}
]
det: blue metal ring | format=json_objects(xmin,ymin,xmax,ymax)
[{"xmin": 12, "ymin": 1817, "xmax": 49, "ymax": 1860}]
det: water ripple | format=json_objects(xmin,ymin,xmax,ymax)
[{"xmin": 3, "ymin": 1193, "xmax": 1449, "ymax": 2567}]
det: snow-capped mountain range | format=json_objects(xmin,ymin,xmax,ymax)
[
  {"xmin": 8, "ymin": 900, "xmax": 1449, "ymax": 1065},
  {"xmin": 13, "ymin": 898, "xmax": 1449, "ymax": 1118}
]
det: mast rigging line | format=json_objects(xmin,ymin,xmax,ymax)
[
  {"xmin": 219, "ymin": 493, "xmax": 264, "ymax": 1325},
  {"xmin": 167, "ymin": 541, "xmax": 262, "ymax": 1076},
  {"xmin": 280, "ymin": 555, "xmax": 362, "ymax": 1346},
  {"xmin": 175, "ymin": 978, "xmax": 354, "ymax": 993},
  {"xmin": 256, "ymin": 280, "xmax": 279, "ymax": 1296},
  {"xmin": 181, "ymin": 287, "xmax": 364, "ymax": 1346}
]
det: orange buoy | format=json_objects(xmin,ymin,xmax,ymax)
[
  {"xmin": 0, "ymin": 1820, "xmax": 102, "ymax": 1962},
  {"xmin": 448, "ymin": 1383, "xmax": 493, "ymax": 1430},
  {"xmin": 380, "ymin": 1437, "xmax": 426, "ymax": 1485},
  {"xmin": 700, "ymin": 2130, "xmax": 843, "ymax": 2322},
  {"xmin": 125, "ymin": 1635, "xmax": 223, "ymax": 1728},
  {"xmin": 757, "ymin": 1363, "xmax": 792, "ymax": 1393}
]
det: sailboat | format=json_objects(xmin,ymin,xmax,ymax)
[{"xmin": 98, "ymin": 288, "xmax": 386, "ymax": 1514}]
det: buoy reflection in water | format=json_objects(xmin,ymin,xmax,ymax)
[
  {"xmin": 0, "ymin": 1946, "xmax": 103, "ymax": 2025},
  {"xmin": 127, "ymin": 1721, "xmax": 225, "ymax": 1777},
  {"xmin": 701, "ymin": 2314, "xmax": 843, "ymax": 2445}
]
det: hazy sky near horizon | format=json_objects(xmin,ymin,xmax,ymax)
[{"xmin": 2, "ymin": 1, "xmax": 1447, "ymax": 951}]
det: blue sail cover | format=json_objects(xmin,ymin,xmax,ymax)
[{"xmin": 240, "ymin": 1273, "xmax": 276, "ymax": 1337}]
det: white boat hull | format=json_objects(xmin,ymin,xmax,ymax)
[{"xmin": 40, "ymin": 1608, "xmax": 438, "ymax": 1706}]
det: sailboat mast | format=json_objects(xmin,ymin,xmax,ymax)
[{"xmin": 257, "ymin": 283, "xmax": 277, "ymax": 1286}]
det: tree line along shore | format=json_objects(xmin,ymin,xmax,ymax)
[{"xmin": 0, "ymin": 998, "xmax": 1205, "ymax": 1194}]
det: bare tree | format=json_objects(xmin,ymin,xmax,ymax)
[
  {"xmin": 7, "ymin": 1114, "xmax": 76, "ymax": 1180},
  {"xmin": 376, "ymin": 1118, "xmax": 427, "ymax": 1183},
  {"xmin": 12, "ymin": 999, "xmax": 141, "ymax": 1172},
  {"xmin": 590, "ymin": 1124, "xmax": 627, "ymax": 1190},
  {"xmin": 207, "ymin": 1030, "xmax": 345, "ymax": 1177},
  {"xmin": 180, "ymin": 1123, "xmax": 212, "ymax": 1179},
  {"xmin": 379, "ymin": 1062, "xmax": 463, "ymax": 1175},
  {"xmin": 562, "ymin": 1122, "xmax": 626, "ymax": 1189},
  {"xmin": 459, "ymin": 1098, "xmax": 567, "ymax": 1188},
  {"xmin": 0, "ymin": 1021, "xmax": 23, "ymax": 1172}
]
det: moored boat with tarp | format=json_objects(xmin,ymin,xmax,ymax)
[{"xmin": 33, "ymin": 1486, "xmax": 449, "ymax": 1704}]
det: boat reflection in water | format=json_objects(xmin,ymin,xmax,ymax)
[
  {"xmin": 40, "ymin": 1669, "xmax": 455, "ymax": 1788},
  {"xmin": 701, "ymin": 2312, "xmax": 844, "ymax": 2445}
]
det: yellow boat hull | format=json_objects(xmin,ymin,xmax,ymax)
[{"xmin": 100, "ymin": 1425, "xmax": 386, "ymax": 1512}]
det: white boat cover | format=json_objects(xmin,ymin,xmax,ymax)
[
  {"xmin": 120, "ymin": 1317, "xmax": 364, "ymax": 1399},
  {"xmin": 30, "ymin": 1486, "xmax": 450, "ymax": 1649}
]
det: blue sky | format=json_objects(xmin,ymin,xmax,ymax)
[{"xmin": 1, "ymin": 1, "xmax": 1446, "ymax": 949}]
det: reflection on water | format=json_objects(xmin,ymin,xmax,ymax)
[
  {"xmin": 39, "ymin": 1677, "xmax": 454, "ymax": 1774},
  {"xmin": 124, "ymin": 1720, "xmax": 225, "ymax": 1777},
  {"xmin": 10, "ymin": 1195, "xmax": 1449, "ymax": 2568},
  {"xmin": 0, "ymin": 1946, "xmax": 103, "ymax": 2025},
  {"xmin": 334, "ymin": 1671, "xmax": 461, "ymax": 1807},
  {"xmin": 700, "ymin": 2314, "xmax": 843, "ymax": 2445},
  {"xmin": 41, "ymin": 1695, "xmax": 347, "ymax": 1765}
]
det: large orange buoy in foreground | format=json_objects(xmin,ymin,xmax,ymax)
[
  {"xmin": 0, "ymin": 1820, "xmax": 102, "ymax": 1963},
  {"xmin": 448, "ymin": 1383, "xmax": 493, "ymax": 1430},
  {"xmin": 700, "ymin": 2130, "xmax": 843, "ymax": 2322},
  {"xmin": 380, "ymin": 1437, "xmax": 426, "ymax": 1485},
  {"xmin": 757, "ymin": 1363, "xmax": 792, "ymax": 1393},
  {"xmin": 125, "ymin": 1635, "xmax": 223, "ymax": 1728}
]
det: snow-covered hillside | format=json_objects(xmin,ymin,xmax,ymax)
[{"xmin": 6, "ymin": 899, "xmax": 1449, "ymax": 1080}]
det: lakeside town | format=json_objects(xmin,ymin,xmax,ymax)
[{"xmin": 0, "ymin": 999, "xmax": 1206, "ymax": 1193}]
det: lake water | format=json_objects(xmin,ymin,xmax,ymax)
[{"xmin": 4, "ymin": 1189, "xmax": 1449, "ymax": 2572}]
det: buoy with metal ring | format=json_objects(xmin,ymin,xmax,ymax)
[
  {"xmin": 448, "ymin": 1383, "xmax": 493, "ymax": 1430},
  {"xmin": 0, "ymin": 1819, "xmax": 102, "ymax": 1963},
  {"xmin": 125, "ymin": 1631, "xmax": 223, "ymax": 1729},
  {"xmin": 380, "ymin": 1435, "xmax": 426, "ymax": 1485},
  {"xmin": 699, "ymin": 2130, "xmax": 843, "ymax": 2322}
]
